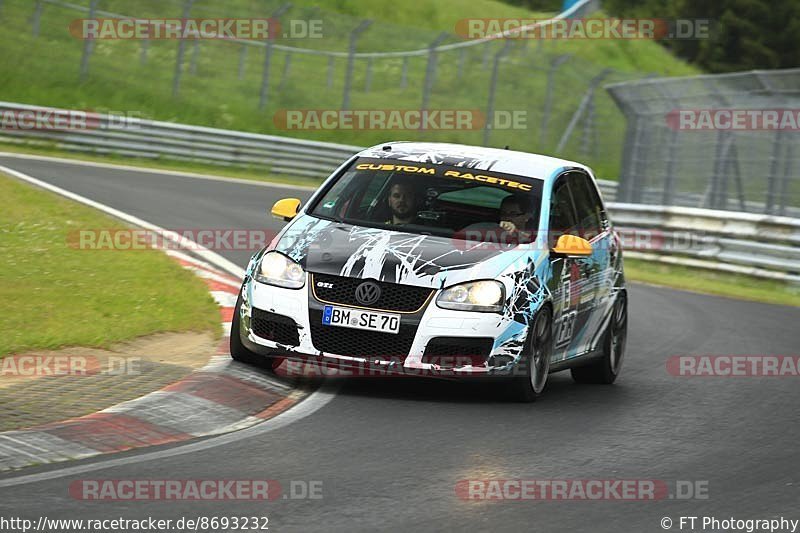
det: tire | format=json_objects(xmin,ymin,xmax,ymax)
[
  {"xmin": 230, "ymin": 292, "xmax": 260, "ymax": 365},
  {"xmin": 571, "ymin": 291, "xmax": 627, "ymax": 384},
  {"xmin": 511, "ymin": 307, "xmax": 553, "ymax": 402},
  {"xmin": 229, "ymin": 292, "xmax": 286, "ymax": 375}
]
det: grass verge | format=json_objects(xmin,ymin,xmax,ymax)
[
  {"xmin": 0, "ymin": 172, "xmax": 222, "ymax": 357},
  {"xmin": 625, "ymin": 258, "xmax": 800, "ymax": 308}
]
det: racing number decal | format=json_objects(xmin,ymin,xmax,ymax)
[{"xmin": 554, "ymin": 260, "xmax": 578, "ymax": 349}]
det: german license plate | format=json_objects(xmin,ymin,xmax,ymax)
[{"xmin": 322, "ymin": 305, "xmax": 400, "ymax": 334}]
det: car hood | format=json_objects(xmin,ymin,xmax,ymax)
[{"xmin": 271, "ymin": 215, "xmax": 538, "ymax": 289}]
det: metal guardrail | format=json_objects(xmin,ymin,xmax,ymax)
[
  {"xmin": 609, "ymin": 204, "xmax": 800, "ymax": 283},
  {"xmin": 0, "ymin": 102, "xmax": 362, "ymax": 179},
  {"xmin": 1, "ymin": 102, "xmax": 797, "ymax": 283},
  {"xmin": 0, "ymin": 101, "xmax": 621, "ymax": 192}
]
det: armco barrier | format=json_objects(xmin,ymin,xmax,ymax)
[
  {"xmin": 1, "ymin": 102, "xmax": 797, "ymax": 283},
  {"xmin": 609, "ymin": 204, "xmax": 800, "ymax": 283}
]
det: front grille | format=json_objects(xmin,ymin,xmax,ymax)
[
  {"xmin": 312, "ymin": 273, "xmax": 433, "ymax": 312},
  {"xmin": 309, "ymin": 309, "xmax": 416, "ymax": 360},
  {"xmin": 251, "ymin": 308, "xmax": 300, "ymax": 346},
  {"xmin": 422, "ymin": 337, "xmax": 494, "ymax": 367}
]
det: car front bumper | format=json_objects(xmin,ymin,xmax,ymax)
[{"xmin": 237, "ymin": 275, "xmax": 530, "ymax": 377}]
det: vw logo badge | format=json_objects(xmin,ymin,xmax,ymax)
[{"xmin": 355, "ymin": 281, "xmax": 381, "ymax": 306}]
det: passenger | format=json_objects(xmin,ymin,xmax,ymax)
[{"xmin": 499, "ymin": 194, "xmax": 535, "ymax": 235}]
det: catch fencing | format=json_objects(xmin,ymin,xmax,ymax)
[
  {"xmin": 1, "ymin": 0, "xmax": 642, "ymax": 176},
  {"xmin": 607, "ymin": 68, "xmax": 800, "ymax": 218}
]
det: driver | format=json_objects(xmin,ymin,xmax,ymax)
[
  {"xmin": 385, "ymin": 179, "xmax": 420, "ymax": 226},
  {"xmin": 499, "ymin": 194, "xmax": 535, "ymax": 240}
]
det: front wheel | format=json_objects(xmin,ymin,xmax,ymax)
[
  {"xmin": 230, "ymin": 292, "xmax": 287, "ymax": 375},
  {"xmin": 511, "ymin": 308, "xmax": 553, "ymax": 402},
  {"xmin": 571, "ymin": 292, "xmax": 627, "ymax": 384},
  {"xmin": 230, "ymin": 293, "xmax": 260, "ymax": 365}
]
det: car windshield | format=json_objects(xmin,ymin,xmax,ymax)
[{"xmin": 309, "ymin": 157, "xmax": 544, "ymax": 243}]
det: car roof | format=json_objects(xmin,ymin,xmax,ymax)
[{"xmin": 356, "ymin": 141, "xmax": 592, "ymax": 183}]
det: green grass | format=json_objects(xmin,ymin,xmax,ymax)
[
  {"xmin": 625, "ymin": 258, "xmax": 800, "ymax": 308},
  {"xmin": 0, "ymin": 0, "xmax": 697, "ymax": 180},
  {"xmin": 0, "ymin": 173, "xmax": 222, "ymax": 357}
]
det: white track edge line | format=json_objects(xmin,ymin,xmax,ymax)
[{"xmin": 0, "ymin": 164, "xmax": 245, "ymax": 278}]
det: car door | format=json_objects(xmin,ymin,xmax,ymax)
[
  {"xmin": 548, "ymin": 173, "xmax": 595, "ymax": 361},
  {"xmin": 567, "ymin": 170, "xmax": 615, "ymax": 354}
]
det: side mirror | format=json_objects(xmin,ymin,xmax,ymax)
[
  {"xmin": 551, "ymin": 234, "xmax": 592, "ymax": 257},
  {"xmin": 271, "ymin": 198, "xmax": 301, "ymax": 222}
]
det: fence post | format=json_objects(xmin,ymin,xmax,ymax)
[
  {"xmin": 540, "ymin": 54, "xmax": 570, "ymax": 148},
  {"xmin": 327, "ymin": 56, "xmax": 335, "ymax": 88},
  {"xmin": 32, "ymin": 0, "xmax": 43, "ymax": 37},
  {"xmin": 778, "ymin": 143, "xmax": 792, "ymax": 216},
  {"xmin": 364, "ymin": 57, "xmax": 373, "ymax": 92},
  {"xmin": 189, "ymin": 41, "xmax": 200, "ymax": 75},
  {"xmin": 578, "ymin": 69, "xmax": 611, "ymax": 156},
  {"xmin": 341, "ymin": 19, "xmax": 372, "ymax": 111},
  {"xmin": 279, "ymin": 51, "xmax": 293, "ymax": 90},
  {"xmin": 140, "ymin": 38, "xmax": 149, "ymax": 65},
  {"xmin": 706, "ymin": 135, "xmax": 733, "ymax": 210},
  {"xmin": 457, "ymin": 48, "xmax": 466, "ymax": 80},
  {"xmin": 400, "ymin": 57, "xmax": 408, "ymax": 89},
  {"xmin": 79, "ymin": 0, "xmax": 100, "ymax": 82},
  {"xmin": 766, "ymin": 132, "xmax": 784, "ymax": 214},
  {"xmin": 606, "ymin": 85, "xmax": 640, "ymax": 203},
  {"xmin": 421, "ymin": 32, "xmax": 448, "ymax": 111},
  {"xmin": 648, "ymin": 82, "xmax": 680, "ymax": 205},
  {"xmin": 481, "ymin": 44, "xmax": 490, "ymax": 69},
  {"xmin": 172, "ymin": 0, "xmax": 194, "ymax": 97},
  {"xmin": 259, "ymin": 3, "xmax": 292, "ymax": 111},
  {"xmin": 483, "ymin": 40, "xmax": 512, "ymax": 147}
]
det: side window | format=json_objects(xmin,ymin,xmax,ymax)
[
  {"xmin": 549, "ymin": 177, "xmax": 578, "ymax": 247},
  {"xmin": 568, "ymin": 172, "xmax": 603, "ymax": 240}
]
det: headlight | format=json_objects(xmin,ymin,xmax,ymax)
[
  {"xmin": 255, "ymin": 251, "xmax": 305, "ymax": 289},
  {"xmin": 436, "ymin": 280, "xmax": 505, "ymax": 313}
]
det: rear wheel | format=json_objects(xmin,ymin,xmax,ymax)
[
  {"xmin": 511, "ymin": 308, "xmax": 553, "ymax": 402},
  {"xmin": 571, "ymin": 292, "xmax": 627, "ymax": 384}
]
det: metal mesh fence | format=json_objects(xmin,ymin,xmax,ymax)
[
  {"xmin": 0, "ymin": 0, "xmax": 652, "ymax": 179},
  {"xmin": 607, "ymin": 69, "xmax": 800, "ymax": 216}
]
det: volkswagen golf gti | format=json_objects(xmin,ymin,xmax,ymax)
[{"xmin": 231, "ymin": 142, "xmax": 628, "ymax": 401}]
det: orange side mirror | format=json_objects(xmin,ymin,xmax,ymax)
[
  {"xmin": 271, "ymin": 198, "xmax": 301, "ymax": 221},
  {"xmin": 551, "ymin": 234, "xmax": 592, "ymax": 257}
]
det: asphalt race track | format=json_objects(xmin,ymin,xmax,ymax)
[{"xmin": 1, "ymin": 155, "xmax": 799, "ymax": 532}]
